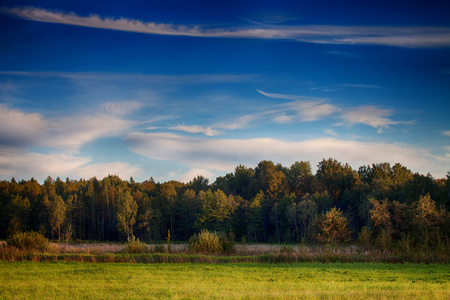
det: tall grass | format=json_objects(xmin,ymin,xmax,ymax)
[{"xmin": 1, "ymin": 239, "xmax": 448, "ymax": 264}]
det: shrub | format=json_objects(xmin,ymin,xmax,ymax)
[
  {"xmin": 220, "ymin": 231, "xmax": 236, "ymax": 254},
  {"xmin": 7, "ymin": 231, "xmax": 49, "ymax": 252},
  {"xmin": 189, "ymin": 229, "xmax": 235, "ymax": 254},
  {"xmin": 189, "ymin": 229, "xmax": 221, "ymax": 254},
  {"xmin": 123, "ymin": 235, "xmax": 148, "ymax": 254},
  {"xmin": 357, "ymin": 226, "xmax": 371, "ymax": 247},
  {"xmin": 152, "ymin": 244, "xmax": 167, "ymax": 253}
]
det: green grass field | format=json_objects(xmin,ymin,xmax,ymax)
[{"xmin": 0, "ymin": 262, "xmax": 448, "ymax": 299}]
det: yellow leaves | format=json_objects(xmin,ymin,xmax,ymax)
[{"xmin": 317, "ymin": 207, "xmax": 352, "ymax": 243}]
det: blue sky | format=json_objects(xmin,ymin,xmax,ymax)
[{"xmin": 1, "ymin": 0, "xmax": 450, "ymax": 183}]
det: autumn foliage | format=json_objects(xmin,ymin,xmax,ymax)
[{"xmin": 0, "ymin": 159, "xmax": 448, "ymax": 252}]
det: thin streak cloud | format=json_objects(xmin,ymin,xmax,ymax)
[
  {"xmin": 3, "ymin": 6, "xmax": 450, "ymax": 47},
  {"xmin": 169, "ymin": 125, "xmax": 221, "ymax": 136}
]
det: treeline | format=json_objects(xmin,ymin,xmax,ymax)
[{"xmin": 1, "ymin": 159, "xmax": 449, "ymax": 249}]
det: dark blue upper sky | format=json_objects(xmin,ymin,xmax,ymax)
[{"xmin": 1, "ymin": 0, "xmax": 449, "ymax": 182}]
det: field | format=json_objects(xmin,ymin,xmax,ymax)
[{"xmin": 0, "ymin": 262, "xmax": 449, "ymax": 299}]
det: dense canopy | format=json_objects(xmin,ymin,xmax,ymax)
[{"xmin": 1, "ymin": 159, "xmax": 449, "ymax": 250}]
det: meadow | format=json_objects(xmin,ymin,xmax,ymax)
[{"xmin": 0, "ymin": 261, "xmax": 449, "ymax": 299}]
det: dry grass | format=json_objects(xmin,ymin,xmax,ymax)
[
  {"xmin": 51, "ymin": 243, "xmax": 125, "ymax": 254},
  {"xmin": 48, "ymin": 242, "xmax": 187, "ymax": 254},
  {"xmin": 1, "ymin": 241, "xmax": 448, "ymax": 264}
]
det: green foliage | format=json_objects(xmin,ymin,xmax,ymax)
[
  {"xmin": 188, "ymin": 229, "xmax": 235, "ymax": 254},
  {"xmin": 7, "ymin": 231, "xmax": 49, "ymax": 252},
  {"xmin": 123, "ymin": 235, "xmax": 148, "ymax": 254}
]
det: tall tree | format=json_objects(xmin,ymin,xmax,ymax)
[
  {"xmin": 316, "ymin": 158, "xmax": 358, "ymax": 205},
  {"xmin": 196, "ymin": 189, "xmax": 237, "ymax": 232},
  {"xmin": 252, "ymin": 160, "xmax": 287, "ymax": 200},
  {"xmin": 6, "ymin": 195, "xmax": 30, "ymax": 236},
  {"xmin": 48, "ymin": 195, "xmax": 66, "ymax": 242},
  {"xmin": 286, "ymin": 161, "xmax": 313, "ymax": 197},
  {"xmin": 116, "ymin": 189, "xmax": 138, "ymax": 239}
]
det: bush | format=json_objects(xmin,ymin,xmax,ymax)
[
  {"xmin": 152, "ymin": 244, "xmax": 167, "ymax": 253},
  {"xmin": 123, "ymin": 235, "xmax": 148, "ymax": 254},
  {"xmin": 357, "ymin": 226, "xmax": 371, "ymax": 247},
  {"xmin": 7, "ymin": 231, "xmax": 49, "ymax": 252},
  {"xmin": 220, "ymin": 231, "xmax": 236, "ymax": 254},
  {"xmin": 189, "ymin": 229, "xmax": 235, "ymax": 254}
]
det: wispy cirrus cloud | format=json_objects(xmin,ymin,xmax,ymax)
[
  {"xmin": 125, "ymin": 132, "xmax": 449, "ymax": 178},
  {"xmin": 0, "ymin": 71, "xmax": 256, "ymax": 85},
  {"xmin": 169, "ymin": 125, "xmax": 221, "ymax": 136},
  {"xmin": 257, "ymin": 90, "xmax": 339, "ymax": 122},
  {"xmin": 3, "ymin": 6, "xmax": 450, "ymax": 47},
  {"xmin": 102, "ymin": 101, "xmax": 144, "ymax": 116},
  {"xmin": 258, "ymin": 90, "xmax": 413, "ymax": 132},
  {"xmin": 311, "ymin": 83, "xmax": 382, "ymax": 92},
  {"xmin": 337, "ymin": 106, "xmax": 414, "ymax": 132},
  {"xmin": 285, "ymin": 101, "xmax": 339, "ymax": 122},
  {"xmin": 443, "ymin": 131, "xmax": 450, "ymax": 137}
]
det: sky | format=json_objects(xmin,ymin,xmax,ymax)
[{"xmin": 1, "ymin": 0, "xmax": 450, "ymax": 183}]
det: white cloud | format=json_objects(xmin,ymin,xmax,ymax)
[
  {"xmin": 170, "ymin": 168, "xmax": 215, "ymax": 183},
  {"xmin": 337, "ymin": 106, "xmax": 409, "ymax": 132},
  {"xmin": 258, "ymin": 90, "xmax": 338, "ymax": 122},
  {"xmin": 75, "ymin": 161, "xmax": 143, "ymax": 180},
  {"xmin": 0, "ymin": 147, "xmax": 143, "ymax": 182},
  {"xmin": 258, "ymin": 90, "xmax": 414, "ymax": 131},
  {"xmin": 125, "ymin": 132, "xmax": 449, "ymax": 178},
  {"xmin": 273, "ymin": 114, "xmax": 293, "ymax": 123},
  {"xmin": 257, "ymin": 90, "xmax": 319, "ymax": 101},
  {"xmin": 169, "ymin": 125, "xmax": 221, "ymax": 136},
  {"xmin": 215, "ymin": 114, "xmax": 258, "ymax": 130},
  {"xmin": 3, "ymin": 6, "xmax": 450, "ymax": 48},
  {"xmin": 0, "ymin": 148, "xmax": 89, "ymax": 178},
  {"xmin": 102, "ymin": 101, "xmax": 144, "ymax": 115},
  {"xmin": 286, "ymin": 100, "xmax": 339, "ymax": 122},
  {"xmin": 48, "ymin": 114, "xmax": 135, "ymax": 151},
  {"xmin": 0, "ymin": 104, "xmax": 48, "ymax": 147},
  {"xmin": 443, "ymin": 131, "xmax": 450, "ymax": 137},
  {"xmin": 0, "ymin": 104, "xmax": 135, "ymax": 152},
  {"xmin": 324, "ymin": 129, "xmax": 338, "ymax": 137}
]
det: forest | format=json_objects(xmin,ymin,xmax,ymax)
[{"xmin": 1, "ymin": 158, "xmax": 449, "ymax": 250}]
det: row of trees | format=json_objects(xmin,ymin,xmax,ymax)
[{"xmin": 1, "ymin": 159, "xmax": 449, "ymax": 249}]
